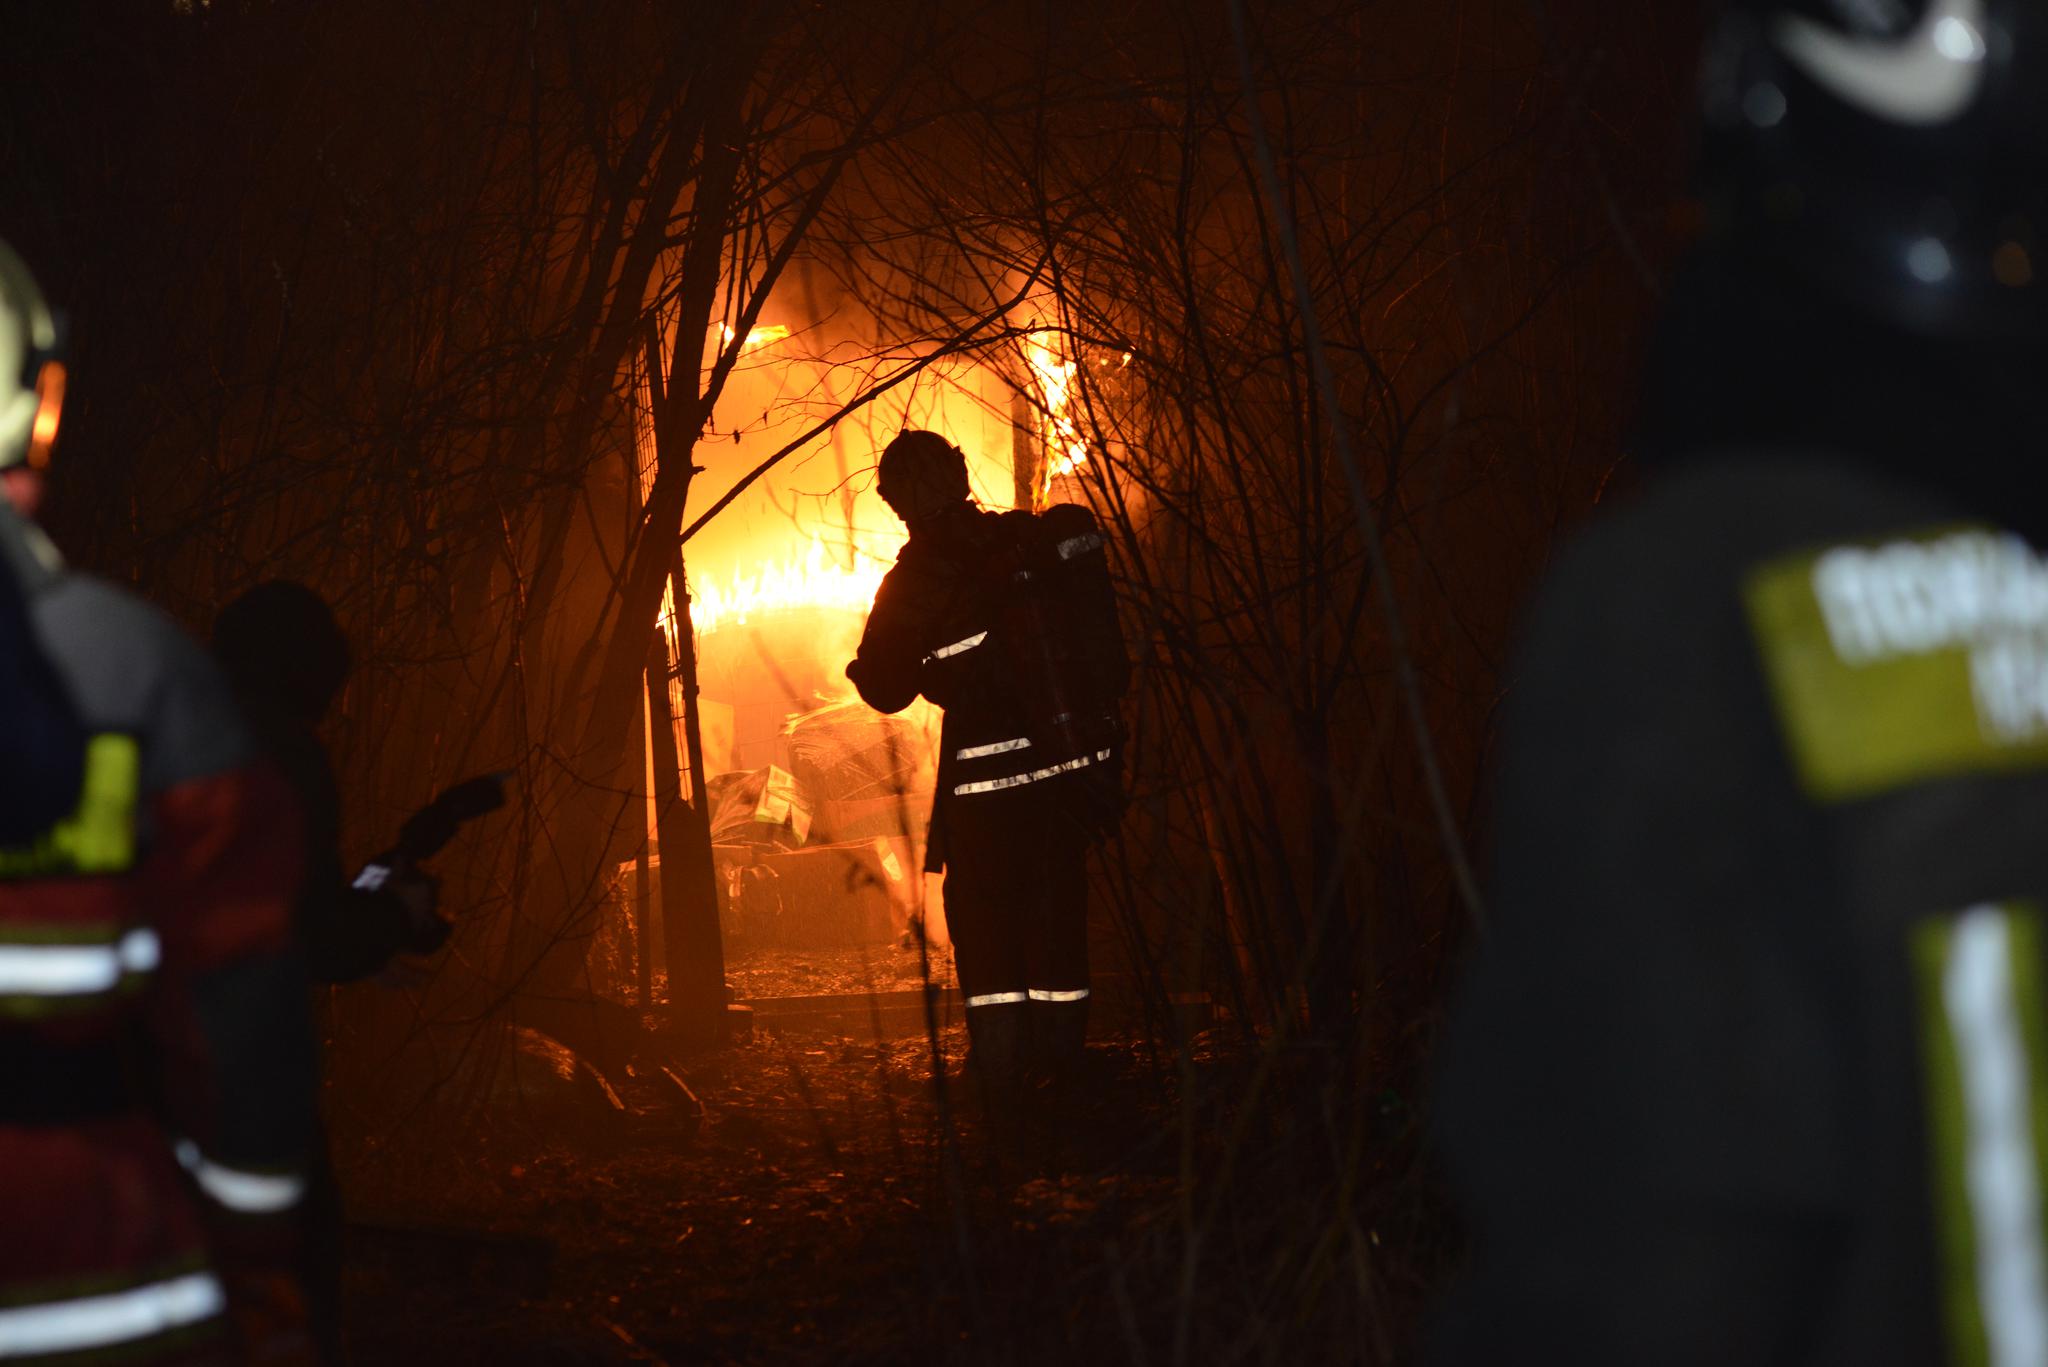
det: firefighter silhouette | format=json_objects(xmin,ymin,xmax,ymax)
[
  {"xmin": 211, "ymin": 581, "xmax": 473, "ymax": 984},
  {"xmin": 1433, "ymin": 3, "xmax": 2048, "ymax": 1362},
  {"xmin": 849, "ymin": 430, "xmax": 1128, "ymax": 1096},
  {"xmin": 211, "ymin": 580, "xmax": 506, "ymax": 1363}
]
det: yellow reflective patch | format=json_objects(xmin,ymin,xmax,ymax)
[
  {"xmin": 0, "ymin": 735, "xmax": 141, "ymax": 878},
  {"xmin": 1744, "ymin": 528, "xmax": 2048, "ymax": 800},
  {"xmin": 1911, "ymin": 904, "xmax": 2048, "ymax": 1367},
  {"xmin": 1914, "ymin": 912, "xmax": 1994, "ymax": 1366}
]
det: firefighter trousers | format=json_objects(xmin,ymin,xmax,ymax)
[{"xmin": 939, "ymin": 779, "xmax": 1092, "ymax": 1077}]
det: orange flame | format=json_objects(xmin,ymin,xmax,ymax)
[
  {"xmin": 689, "ymin": 530, "xmax": 902, "ymax": 636},
  {"xmin": 656, "ymin": 338, "xmax": 1019, "ymax": 638},
  {"xmin": 1026, "ymin": 335, "xmax": 1089, "ymax": 490},
  {"xmin": 719, "ymin": 323, "xmax": 792, "ymax": 352}
]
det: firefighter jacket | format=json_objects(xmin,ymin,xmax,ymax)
[
  {"xmin": 0, "ymin": 505, "xmax": 80, "ymax": 842},
  {"xmin": 1432, "ymin": 452, "xmax": 2048, "ymax": 1365},
  {"xmin": 0, "ymin": 519, "xmax": 314, "ymax": 1363},
  {"xmin": 846, "ymin": 503, "xmax": 1126, "ymax": 873},
  {"xmin": 232, "ymin": 690, "xmax": 426, "ymax": 984}
]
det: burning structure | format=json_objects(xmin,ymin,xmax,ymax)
[
  {"xmin": 597, "ymin": 285, "xmax": 1104, "ymax": 1010},
  {"xmin": 1, "ymin": 1, "xmax": 1714, "ymax": 1354}
]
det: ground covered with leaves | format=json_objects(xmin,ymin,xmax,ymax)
[
  {"xmin": 333, "ymin": 1007, "xmax": 1447, "ymax": 1365},
  {"xmin": 723, "ymin": 941, "xmax": 958, "ymax": 1002}
]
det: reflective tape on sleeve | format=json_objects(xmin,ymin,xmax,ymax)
[
  {"xmin": 174, "ymin": 1140, "xmax": 308, "ymax": 1214},
  {"xmin": 1915, "ymin": 903, "xmax": 2048, "ymax": 1367},
  {"xmin": 1056, "ymin": 533, "xmax": 1104, "ymax": 560},
  {"xmin": 927, "ymin": 631, "xmax": 988, "ymax": 661},
  {"xmin": 0, "ymin": 1270, "xmax": 226, "ymax": 1357},
  {"xmin": 1028, "ymin": 988, "xmax": 1089, "ymax": 1002},
  {"xmin": 352, "ymin": 863, "xmax": 392, "ymax": 892},
  {"xmin": 952, "ymin": 749, "xmax": 1112, "ymax": 797},
  {"xmin": 956, "ymin": 737, "xmax": 1032, "ymax": 761},
  {"xmin": 0, "ymin": 927, "xmax": 159, "ymax": 999}
]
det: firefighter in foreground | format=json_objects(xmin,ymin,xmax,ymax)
[
  {"xmin": 0, "ymin": 516, "xmax": 80, "ymax": 845},
  {"xmin": 848, "ymin": 430, "xmax": 1127, "ymax": 1095},
  {"xmin": 0, "ymin": 237, "xmax": 316, "ymax": 1361},
  {"xmin": 1434, "ymin": 2, "xmax": 2048, "ymax": 1362}
]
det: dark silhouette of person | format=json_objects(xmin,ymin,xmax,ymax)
[
  {"xmin": 212, "ymin": 580, "xmax": 448, "ymax": 982},
  {"xmin": 848, "ymin": 430, "xmax": 1127, "ymax": 1097},
  {"xmin": 212, "ymin": 579, "xmax": 513, "ymax": 1363}
]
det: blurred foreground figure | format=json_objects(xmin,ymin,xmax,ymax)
[
  {"xmin": 1435, "ymin": 3, "xmax": 2048, "ymax": 1362},
  {"xmin": 848, "ymin": 431, "xmax": 1127, "ymax": 1095},
  {"xmin": 0, "ymin": 289, "xmax": 81, "ymax": 840},
  {"xmin": 0, "ymin": 238, "xmax": 315, "ymax": 1362},
  {"xmin": 0, "ymin": 506, "xmax": 81, "ymax": 841}
]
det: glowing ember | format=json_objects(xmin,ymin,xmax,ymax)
[{"xmin": 689, "ymin": 530, "xmax": 903, "ymax": 636}]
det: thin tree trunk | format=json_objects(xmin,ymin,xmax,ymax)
[
  {"xmin": 633, "ymin": 694, "xmax": 654, "ymax": 1013},
  {"xmin": 644, "ymin": 632, "xmax": 715, "ymax": 1039},
  {"xmin": 666, "ymin": 554, "xmax": 727, "ymax": 1041}
]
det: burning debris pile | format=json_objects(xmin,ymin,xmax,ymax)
[
  {"xmin": 595, "ymin": 598, "xmax": 943, "ymax": 1003},
  {"xmin": 704, "ymin": 697, "xmax": 933, "ymax": 949}
]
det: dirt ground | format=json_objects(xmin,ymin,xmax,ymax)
[
  {"xmin": 335, "ymin": 1018, "xmax": 1200, "ymax": 1365},
  {"xmin": 330, "ymin": 932, "xmax": 1443, "ymax": 1366},
  {"xmin": 723, "ymin": 940, "xmax": 958, "ymax": 1002}
]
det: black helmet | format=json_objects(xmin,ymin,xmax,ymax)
[
  {"xmin": 875, "ymin": 429, "xmax": 970, "ymax": 524},
  {"xmin": 1698, "ymin": 0, "xmax": 2048, "ymax": 337},
  {"xmin": 212, "ymin": 580, "xmax": 352, "ymax": 724}
]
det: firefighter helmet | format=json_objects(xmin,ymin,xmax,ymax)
[
  {"xmin": 0, "ymin": 239, "xmax": 64, "ymax": 472},
  {"xmin": 1698, "ymin": 0, "xmax": 2048, "ymax": 337},
  {"xmin": 876, "ymin": 430, "xmax": 971, "ymax": 524}
]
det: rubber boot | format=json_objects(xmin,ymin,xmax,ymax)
[
  {"xmin": 1033, "ymin": 998, "xmax": 1090, "ymax": 1089},
  {"xmin": 965, "ymin": 1000, "xmax": 1029, "ymax": 1113}
]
